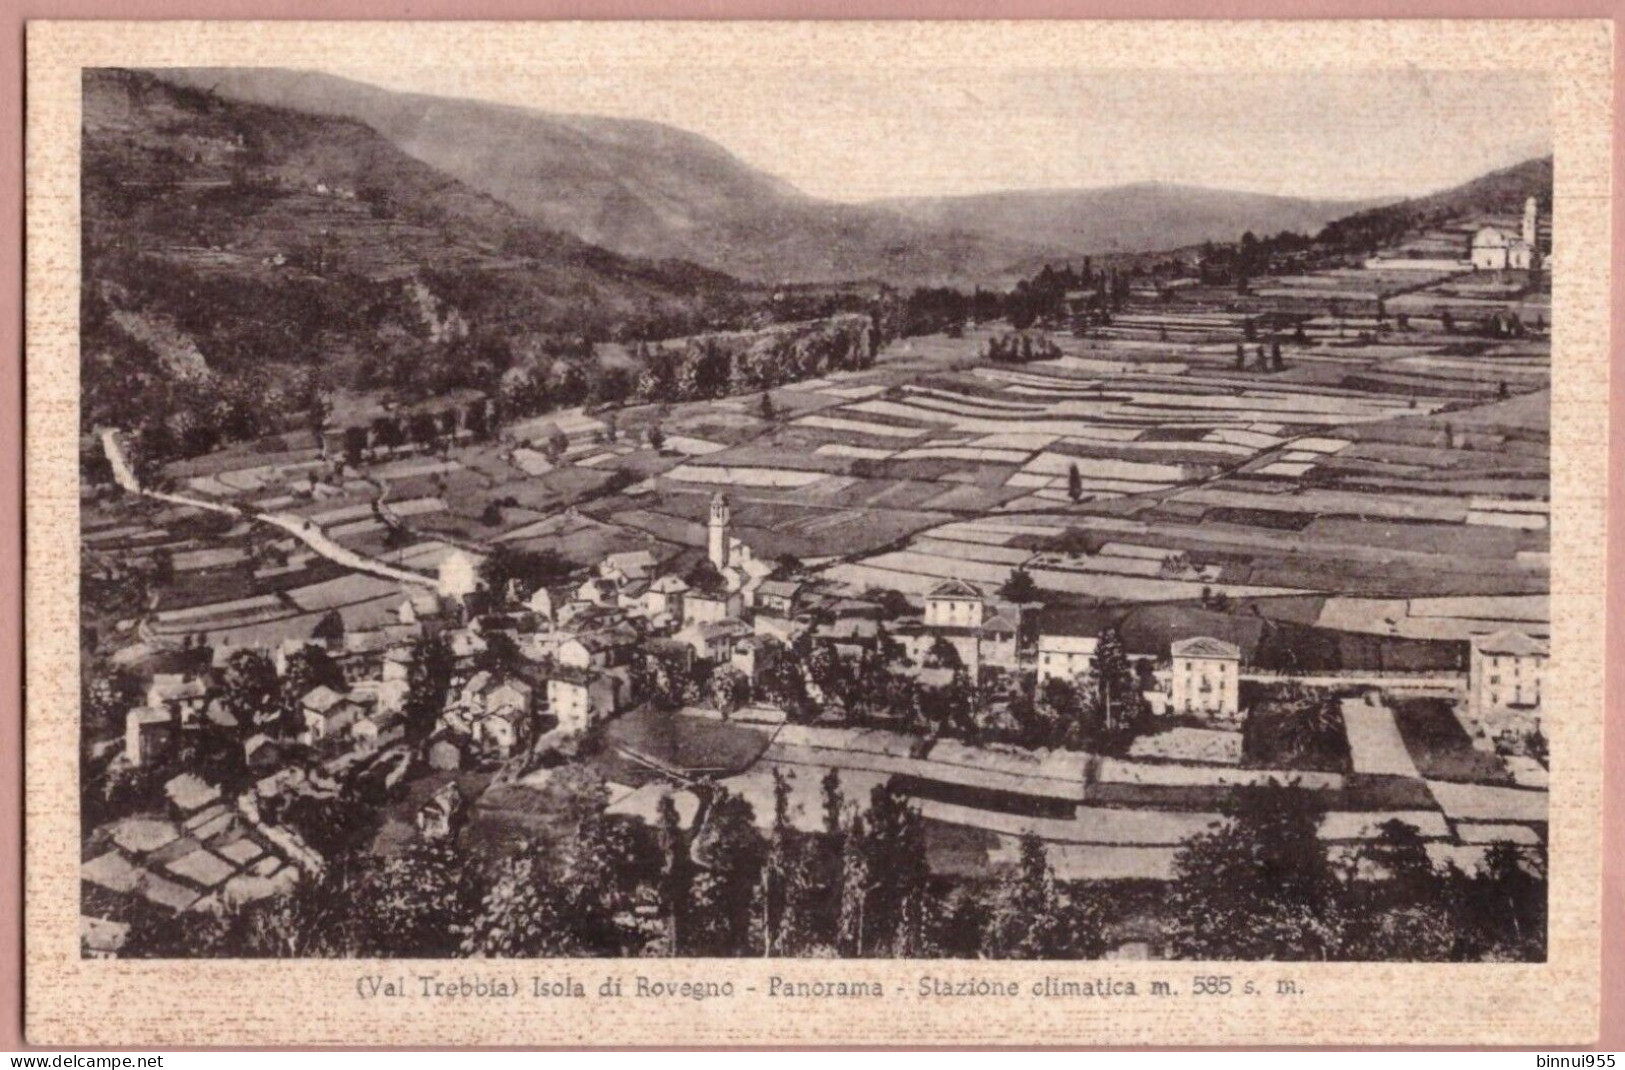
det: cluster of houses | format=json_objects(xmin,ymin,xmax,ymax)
[
  {"xmin": 93, "ymin": 486, "xmax": 1551, "ymax": 942},
  {"xmin": 81, "ymin": 769, "xmax": 325, "ymax": 955},
  {"xmin": 116, "ymin": 484, "xmax": 1555, "ymax": 790}
]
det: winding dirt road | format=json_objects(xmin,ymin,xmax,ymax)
[{"xmin": 101, "ymin": 428, "xmax": 439, "ymax": 591}]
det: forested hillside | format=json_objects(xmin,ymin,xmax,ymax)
[{"xmin": 81, "ymin": 68, "xmax": 754, "ymax": 457}]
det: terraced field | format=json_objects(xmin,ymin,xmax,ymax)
[{"xmin": 89, "ymin": 215, "xmax": 1549, "ymax": 676}]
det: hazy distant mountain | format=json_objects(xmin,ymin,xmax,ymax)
[
  {"xmin": 878, "ymin": 184, "xmax": 1383, "ymax": 265},
  {"xmin": 153, "ymin": 69, "xmax": 1396, "ymax": 287},
  {"xmin": 153, "ymin": 68, "xmax": 1057, "ymax": 287}
]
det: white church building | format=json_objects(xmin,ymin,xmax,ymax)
[
  {"xmin": 706, "ymin": 492, "xmax": 772, "ymax": 608},
  {"xmin": 1470, "ymin": 197, "xmax": 1542, "ymax": 271}
]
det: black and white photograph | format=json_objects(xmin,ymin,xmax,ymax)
[{"xmin": 75, "ymin": 60, "xmax": 1558, "ymax": 968}]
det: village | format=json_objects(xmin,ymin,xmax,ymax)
[{"xmin": 76, "ymin": 159, "xmax": 1554, "ymax": 959}]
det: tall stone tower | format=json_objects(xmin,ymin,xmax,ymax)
[
  {"xmin": 708, "ymin": 491, "xmax": 731, "ymax": 570},
  {"xmin": 1523, "ymin": 196, "xmax": 1538, "ymax": 247}
]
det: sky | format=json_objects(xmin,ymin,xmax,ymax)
[{"xmin": 348, "ymin": 65, "xmax": 1551, "ymax": 205}]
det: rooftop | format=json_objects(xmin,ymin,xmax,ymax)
[
  {"xmin": 1170, "ymin": 636, "xmax": 1242, "ymax": 661},
  {"xmin": 1473, "ymin": 630, "xmax": 1549, "ymax": 657},
  {"xmin": 927, "ymin": 578, "xmax": 984, "ymax": 601}
]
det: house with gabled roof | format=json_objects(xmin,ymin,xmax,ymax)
[
  {"xmin": 978, "ymin": 610, "xmax": 1022, "ymax": 669},
  {"xmin": 124, "ymin": 707, "xmax": 173, "ymax": 768},
  {"xmin": 145, "ymin": 673, "xmax": 209, "ymax": 721},
  {"xmin": 924, "ymin": 579, "xmax": 986, "ymax": 629},
  {"xmin": 556, "ymin": 629, "xmax": 636, "ymax": 671},
  {"xmin": 1170, "ymin": 636, "xmax": 1241, "ymax": 719},
  {"xmin": 676, "ymin": 618, "xmax": 753, "ymax": 663},
  {"xmin": 546, "ymin": 665, "xmax": 622, "ymax": 736},
  {"xmin": 755, "ymin": 578, "xmax": 802, "ymax": 617},
  {"xmin": 299, "ymin": 685, "xmax": 364, "ymax": 744},
  {"xmin": 1037, "ymin": 632, "xmax": 1098, "ymax": 687},
  {"xmin": 1469, "ymin": 629, "xmax": 1547, "ymax": 730},
  {"xmin": 351, "ymin": 708, "xmax": 406, "ymax": 752},
  {"xmin": 600, "ymin": 550, "xmax": 657, "ymax": 585},
  {"xmin": 644, "ymin": 574, "xmax": 689, "ymax": 622}
]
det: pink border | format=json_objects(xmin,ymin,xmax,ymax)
[{"xmin": 2, "ymin": 2, "xmax": 1618, "ymax": 1052}]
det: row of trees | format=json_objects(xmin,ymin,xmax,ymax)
[
  {"xmin": 896, "ymin": 263, "xmax": 1139, "ymax": 337},
  {"xmin": 115, "ymin": 774, "xmax": 1546, "ymax": 962},
  {"xmin": 983, "ymin": 332, "xmax": 1064, "ymax": 364},
  {"xmin": 1234, "ymin": 342, "xmax": 1287, "ymax": 372},
  {"xmin": 339, "ymin": 397, "xmax": 496, "ymax": 466}
]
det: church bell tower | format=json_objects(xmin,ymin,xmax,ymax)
[{"xmin": 708, "ymin": 492, "xmax": 731, "ymax": 570}]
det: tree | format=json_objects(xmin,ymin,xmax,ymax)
[
  {"xmin": 1072, "ymin": 627, "xmax": 1146, "ymax": 748},
  {"xmin": 708, "ymin": 665, "xmax": 751, "ymax": 717},
  {"xmin": 1068, "ymin": 462, "xmax": 1084, "ymax": 502},
  {"xmin": 759, "ymin": 392, "xmax": 777, "ymax": 422},
  {"xmin": 923, "ymin": 635, "xmax": 963, "ymax": 672},
  {"xmin": 1454, "ymin": 842, "xmax": 1546, "ymax": 961},
  {"xmin": 836, "ymin": 813, "xmax": 871, "ymax": 956},
  {"xmin": 759, "ymin": 655, "xmax": 812, "ymax": 722},
  {"xmin": 408, "ymin": 411, "xmax": 440, "ymax": 451},
  {"xmin": 82, "ymin": 664, "xmax": 141, "ymax": 737},
  {"xmin": 353, "ymin": 839, "xmax": 483, "ymax": 957},
  {"xmin": 656, "ymin": 792, "xmax": 692, "ymax": 955},
  {"xmin": 371, "ymin": 415, "xmax": 404, "ymax": 454},
  {"xmin": 220, "ymin": 648, "xmax": 281, "ymax": 731},
  {"xmin": 1165, "ymin": 785, "xmax": 1347, "ymax": 960},
  {"xmin": 544, "ymin": 427, "xmax": 570, "ymax": 462},
  {"xmin": 1245, "ymin": 684, "xmax": 1345, "ymax": 771},
  {"xmin": 684, "ymin": 559, "xmax": 729, "ymax": 597},
  {"xmin": 999, "ymin": 568, "xmax": 1039, "ymax": 603},
  {"xmin": 760, "ymin": 766, "xmax": 797, "ymax": 955},
  {"xmin": 480, "ymin": 544, "xmax": 572, "ymax": 603},
  {"xmin": 464, "ymin": 400, "xmax": 491, "ymax": 441},
  {"xmin": 689, "ymin": 789, "xmax": 767, "ymax": 956},
  {"xmin": 1234, "ymin": 343, "xmax": 1247, "ymax": 371},
  {"xmin": 279, "ymin": 645, "xmax": 345, "ymax": 737},
  {"xmin": 1358, "ymin": 818, "xmax": 1438, "ymax": 896},
  {"xmin": 461, "ymin": 849, "xmax": 593, "ymax": 957},
  {"xmin": 1033, "ymin": 676, "xmax": 1080, "ymax": 747},
  {"xmin": 462, "ymin": 771, "xmax": 650, "ymax": 957},
  {"xmin": 476, "ymin": 631, "xmax": 524, "ymax": 675},
  {"xmin": 857, "ymin": 783, "xmax": 932, "ymax": 956},
  {"xmin": 863, "ymin": 586, "xmax": 914, "ymax": 620},
  {"xmin": 311, "ymin": 609, "xmax": 345, "ymax": 644},
  {"xmin": 918, "ymin": 671, "xmax": 977, "ymax": 741},
  {"xmin": 403, "ymin": 636, "xmax": 454, "ymax": 746},
  {"xmin": 342, "ymin": 426, "xmax": 368, "ymax": 467},
  {"xmin": 1270, "ymin": 342, "xmax": 1284, "ymax": 371},
  {"xmin": 979, "ymin": 833, "xmax": 1102, "ymax": 959}
]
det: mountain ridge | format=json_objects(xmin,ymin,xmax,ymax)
[{"xmin": 153, "ymin": 68, "xmax": 1398, "ymax": 287}]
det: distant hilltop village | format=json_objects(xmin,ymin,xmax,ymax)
[{"xmin": 1363, "ymin": 196, "xmax": 1548, "ymax": 275}]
